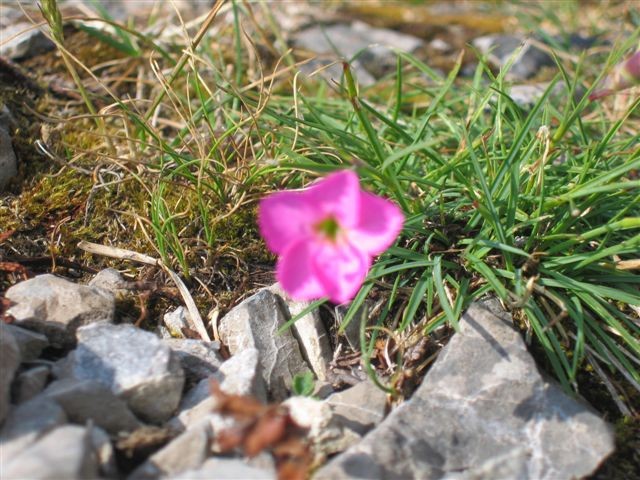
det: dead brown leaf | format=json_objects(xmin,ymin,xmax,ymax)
[
  {"xmin": 0, "ymin": 229, "xmax": 16, "ymax": 244},
  {"xmin": 209, "ymin": 380, "xmax": 313, "ymax": 480},
  {"xmin": 0, "ymin": 262, "xmax": 30, "ymax": 280},
  {"xmin": 1, "ymin": 298, "xmax": 16, "ymax": 323}
]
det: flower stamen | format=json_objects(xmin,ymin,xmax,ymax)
[{"xmin": 314, "ymin": 217, "xmax": 341, "ymax": 242}]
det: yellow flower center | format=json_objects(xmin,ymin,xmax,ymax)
[{"xmin": 315, "ymin": 217, "xmax": 341, "ymax": 242}]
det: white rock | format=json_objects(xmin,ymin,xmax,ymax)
[
  {"xmin": 0, "ymin": 102, "xmax": 17, "ymax": 131},
  {"xmin": 471, "ymin": 34, "xmax": 553, "ymax": 80},
  {"xmin": 293, "ymin": 21, "xmax": 424, "ymax": 81},
  {"xmin": 325, "ymin": 379, "xmax": 387, "ymax": 435},
  {"xmin": 43, "ymin": 378, "xmax": 142, "ymax": 434},
  {"xmin": 0, "ymin": 5, "xmax": 23, "ymax": 30},
  {"xmin": 129, "ymin": 422, "xmax": 212, "ymax": 479},
  {"xmin": 170, "ymin": 348, "xmax": 263, "ymax": 431},
  {"xmin": 316, "ymin": 299, "xmax": 615, "ymax": 480},
  {"xmin": 5, "ymin": 274, "xmax": 115, "ymax": 348},
  {"xmin": 55, "ymin": 323, "xmax": 184, "ymax": 423},
  {"xmin": 173, "ymin": 457, "xmax": 274, "ymax": 480},
  {"xmin": 0, "ymin": 396, "xmax": 67, "ymax": 461},
  {"xmin": 88, "ymin": 268, "xmax": 129, "ymax": 298},
  {"xmin": 3, "ymin": 324, "xmax": 49, "ymax": 362},
  {"xmin": 219, "ymin": 290, "xmax": 308, "ymax": 401},
  {"xmin": 218, "ymin": 348, "xmax": 266, "ymax": 400},
  {"xmin": 0, "ymin": 323, "xmax": 20, "ymax": 423},
  {"xmin": 163, "ymin": 338, "xmax": 223, "ymax": 387},
  {"xmin": 170, "ymin": 378, "xmax": 214, "ymax": 426},
  {"xmin": 508, "ymin": 82, "xmax": 567, "ymax": 108},
  {"xmin": 267, "ymin": 283, "xmax": 332, "ymax": 381},
  {"xmin": 429, "ymin": 38, "xmax": 452, "ymax": 52},
  {"xmin": 163, "ymin": 306, "xmax": 192, "ymax": 338},
  {"xmin": 334, "ymin": 301, "xmax": 372, "ymax": 350},
  {"xmin": 88, "ymin": 425, "xmax": 118, "ymax": 479},
  {"xmin": 2, "ymin": 425, "xmax": 99, "ymax": 479},
  {"xmin": 443, "ymin": 447, "xmax": 530, "ymax": 480},
  {"xmin": 0, "ymin": 21, "xmax": 54, "ymax": 59},
  {"xmin": 13, "ymin": 365, "xmax": 50, "ymax": 404},
  {"xmin": 285, "ymin": 396, "xmax": 361, "ymax": 459},
  {"xmin": 169, "ymin": 386, "xmax": 217, "ymax": 432}
]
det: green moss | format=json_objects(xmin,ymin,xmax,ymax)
[{"xmin": 209, "ymin": 207, "xmax": 261, "ymax": 249}]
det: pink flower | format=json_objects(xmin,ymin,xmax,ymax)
[{"xmin": 258, "ymin": 170, "xmax": 404, "ymax": 303}]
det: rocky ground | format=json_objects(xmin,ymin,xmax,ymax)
[
  {"xmin": 1, "ymin": 1, "xmax": 638, "ymax": 479},
  {"xmin": 0, "ymin": 271, "xmax": 616, "ymax": 479}
]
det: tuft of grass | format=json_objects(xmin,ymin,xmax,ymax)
[
  {"xmin": 38, "ymin": 0, "xmax": 113, "ymax": 153},
  {"xmin": 215, "ymin": 19, "xmax": 639, "ymax": 405}
]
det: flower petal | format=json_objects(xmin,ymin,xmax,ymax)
[
  {"xmin": 258, "ymin": 191, "xmax": 314, "ymax": 254},
  {"xmin": 304, "ymin": 170, "xmax": 361, "ymax": 227},
  {"xmin": 312, "ymin": 241, "xmax": 371, "ymax": 304},
  {"xmin": 350, "ymin": 191, "xmax": 404, "ymax": 256},
  {"xmin": 277, "ymin": 238, "xmax": 326, "ymax": 301}
]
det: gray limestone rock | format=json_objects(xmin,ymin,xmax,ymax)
[
  {"xmin": 0, "ymin": 5, "xmax": 23, "ymax": 30},
  {"xmin": 315, "ymin": 298, "xmax": 615, "ymax": 480},
  {"xmin": 173, "ymin": 457, "xmax": 274, "ymax": 480},
  {"xmin": 43, "ymin": 378, "xmax": 142, "ymax": 434},
  {"xmin": 55, "ymin": 323, "xmax": 184, "ymax": 423},
  {"xmin": 2, "ymin": 425, "xmax": 99, "ymax": 480},
  {"xmin": 169, "ymin": 348, "xmax": 264, "ymax": 431},
  {"xmin": 0, "ymin": 323, "xmax": 20, "ymax": 424},
  {"xmin": 325, "ymin": 380, "xmax": 387, "ymax": 435},
  {"xmin": 3, "ymin": 324, "xmax": 49, "ymax": 362},
  {"xmin": 165, "ymin": 352, "xmax": 255, "ymax": 449},
  {"xmin": 443, "ymin": 448, "xmax": 530, "ymax": 480},
  {"xmin": 267, "ymin": 283, "xmax": 333, "ymax": 381},
  {"xmin": 269, "ymin": 1, "xmax": 336, "ymax": 33},
  {"xmin": 5, "ymin": 274, "xmax": 116, "ymax": 348},
  {"xmin": 334, "ymin": 301, "xmax": 373, "ymax": 351},
  {"xmin": 0, "ymin": 126, "xmax": 17, "ymax": 191},
  {"xmin": 163, "ymin": 306, "xmax": 193, "ymax": 338},
  {"xmin": 12, "ymin": 365, "xmax": 50, "ymax": 404},
  {"xmin": 293, "ymin": 21, "xmax": 424, "ymax": 84},
  {"xmin": 472, "ymin": 35, "xmax": 553, "ymax": 80},
  {"xmin": 429, "ymin": 38, "xmax": 453, "ymax": 53},
  {"xmin": 89, "ymin": 425, "xmax": 119, "ymax": 479},
  {"xmin": 88, "ymin": 268, "xmax": 129, "ymax": 299},
  {"xmin": 163, "ymin": 338, "xmax": 223, "ymax": 387},
  {"xmin": 313, "ymin": 381, "xmax": 336, "ymax": 400},
  {"xmin": 286, "ymin": 396, "xmax": 361, "ymax": 461},
  {"xmin": 0, "ymin": 103, "xmax": 16, "ymax": 132},
  {"xmin": 507, "ymin": 82, "xmax": 572, "ymax": 109},
  {"xmin": 0, "ymin": 21, "xmax": 55, "ymax": 60},
  {"xmin": 0, "ymin": 396, "xmax": 67, "ymax": 462},
  {"xmin": 217, "ymin": 347, "xmax": 266, "ymax": 401},
  {"xmin": 157, "ymin": 325, "xmax": 173, "ymax": 340},
  {"xmin": 171, "ymin": 378, "xmax": 215, "ymax": 426},
  {"xmin": 509, "ymin": 82, "xmax": 554, "ymax": 107},
  {"xmin": 129, "ymin": 422, "xmax": 212, "ymax": 479},
  {"xmin": 169, "ymin": 382, "xmax": 217, "ymax": 432},
  {"xmin": 219, "ymin": 290, "xmax": 308, "ymax": 401},
  {"xmin": 81, "ymin": 0, "xmax": 209, "ymax": 22}
]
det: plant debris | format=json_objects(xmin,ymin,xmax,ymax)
[{"xmin": 210, "ymin": 380, "xmax": 313, "ymax": 480}]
